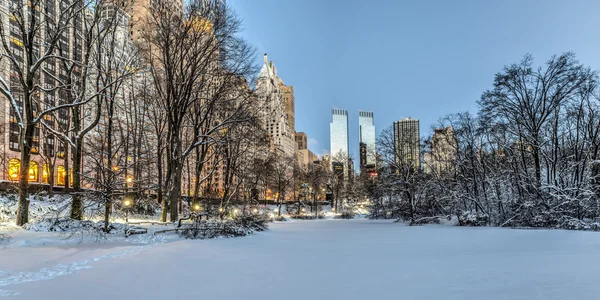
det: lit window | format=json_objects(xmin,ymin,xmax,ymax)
[
  {"xmin": 8, "ymin": 158, "xmax": 20, "ymax": 180},
  {"xmin": 42, "ymin": 164, "xmax": 49, "ymax": 183},
  {"xmin": 57, "ymin": 165, "xmax": 65, "ymax": 186},
  {"xmin": 28, "ymin": 161, "xmax": 39, "ymax": 182}
]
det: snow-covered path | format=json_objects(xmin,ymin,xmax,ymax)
[{"xmin": 3, "ymin": 219, "xmax": 600, "ymax": 299}]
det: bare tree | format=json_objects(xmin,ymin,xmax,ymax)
[{"xmin": 141, "ymin": 1, "xmax": 255, "ymax": 222}]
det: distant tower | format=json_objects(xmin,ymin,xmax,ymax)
[
  {"xmin": 359, "ymin": 111, "xmax": 376, "ymax": 172},
  {"xmin": 393, "ymin": 118, "xmax": 420, "ymax": 169},
  {"xmin": 330, "ymin": 108, "xmax": 349, "ymax": 161},
  {"xmin": 257, "ymin": 53, "xmax": 296, "ymax": 158}
]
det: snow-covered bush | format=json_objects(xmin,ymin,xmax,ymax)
[
  {"xmin": 0, "ymin": 233, "xmax": 10, "ymax": 244},
  {"xmin": 334, "ymin": 211, "xmax": 355, "ymax": 219},
  {"xmin": 556, "ymin": 216, "xmax": 600, "ymax": 231},
  {"xmin": 272, "ymin": 215, "xmax": 287, "ymax": 222},
  {"xmin": 24, "ymin": 217, "xmax": 127, "ymax": 238},
  {"xmin": 457, "ymin": 211, "xmax": 489, "ymax": 227},
  {"xmin": 290, "ymin": 213, "xmax": 326, "ymax": 220},
  {"xmin": 179, "ymin": 214, "xmax": 269, "ymax": 239},
  {"xmin": 407, "ymin": 216, "xmax": 449, "ymax": 225}
]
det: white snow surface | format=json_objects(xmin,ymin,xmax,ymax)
[{"xmin": 3, "ymin": 219, "xmax": 600, "ymax": 299}]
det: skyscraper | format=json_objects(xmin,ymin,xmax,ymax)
[
  {"xmin": 393, "ymin": 118, "xmax": 420, "ymax": 169},
  {"xmin": 330, "ymin": 109, "xmax": 349, "ymax": 161},
  {"xmin": 359, "ymin": 111, "xmax": 376, "ymax": 172},
  {"xmin": 256, "ymin": 53, "xmax": 296, "ymax": 158}
]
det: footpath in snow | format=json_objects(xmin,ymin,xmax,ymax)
[{"xmin": 2, "ymin": 219, "xmax": 600, "ymax": 299}]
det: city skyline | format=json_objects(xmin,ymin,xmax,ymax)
[{"xmin": 229, "ymin": 0, "xmax": 600, "ymax": 158}]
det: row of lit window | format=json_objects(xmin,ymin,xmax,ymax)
[{"xmin": 8, "ymin": 158, "xmax": 68, "ymax": 185}]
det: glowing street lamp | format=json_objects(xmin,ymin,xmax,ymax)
[
  {"xmin": 123, "ymin": 197, "xmax": 133, "ymax": 222},
  {"xmin": 193, "ymin": 204, "xmax": 201, "ymax": 212}
]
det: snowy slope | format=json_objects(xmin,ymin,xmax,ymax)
[{"xmin": 2, "ymin": 219, "xmax": 600, "ymax": 299}]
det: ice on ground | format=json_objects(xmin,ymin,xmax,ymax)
[{"xmin": 3, "ymin": 219, "xmax": 600, "ymax": 299}]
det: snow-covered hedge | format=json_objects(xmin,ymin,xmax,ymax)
[
  {"xmin": 290, "ymin": 213, "xmax": 326, "ymax": 220},
  {"xmin": 556, "ymin": 217, "xmax": 600, "ymax": 231},
  {"xmin": 457, "ymin": 211, "xmax": 489, "ymax": 227},
  {"xmin": 407, "ymin": 216, "xmax": 448, "ymax": 225},
  {"xmin": 334, "ymin": 211, "xmax": 355, "ymax": 219},
  {"xmin": 179, "ymin": 214, "xmax": 269, "ymax": 239},
  {"xmin": 24, "ymin": 217, "xmax": 125, "ymax": 234},
  {"xmin": 0, "ymin": 233, "xmax": 10, "ymax": 244}
]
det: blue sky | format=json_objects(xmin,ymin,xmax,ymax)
[{"xmin": 229, "ymin": 0, "xmax": 600, "ymax": 158}]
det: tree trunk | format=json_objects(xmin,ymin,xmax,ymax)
[
  {"xmin": 70, "ymin": 137, "xmax": 84, "ymax": 220},
  {"xmin": 16, "ymin": 122, "xmax": 34, "ymax": 226},
  {"xmin": 167, "ymin": 158, "xmax": 182, "ymax": 222}
]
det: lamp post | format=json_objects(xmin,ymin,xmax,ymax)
[
  {"xmin": 123, "ymin": 197, "xmax": 133, "ymax": 223},
  {"xmin": 192, "ymin": 203, "xmax": 202, "ymax": 221}
]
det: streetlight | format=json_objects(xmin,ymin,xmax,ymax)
[
  {"xmin": 123, "ymin": 197, "xmax": 133, "ymax": 223},
  {"xmin": 193, "ymin": 204, "xmax": 201, "ymax": 212}
]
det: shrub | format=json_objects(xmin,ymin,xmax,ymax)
[
  {"xmin": 179, "ymin": 214, "xmax": 269, "ymax": 240},
  {"xmin": 334, "ymin": 211, "xmax": 355, "ymax": 219},
  {"xmin": 0, "ymin": 233, "xmax": 10, "ymax": 244},
  {"xmin": 407, "ymin": 216, "xmax": 448, "ymax": 225},
  {"xmin": 272, "ymin": 215, "xmax": 287, "ymax": 222},
  {"xmin": 457, "ymin": 211, "xmax": 489, "ymax": 226},
  {"xmin": 290, "ymin": 213, "xmax": 326, "ymax": 220}
]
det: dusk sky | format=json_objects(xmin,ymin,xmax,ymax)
[{"xmin": 229, "ymin": 0, "xmax": 600, "ymax": 158}]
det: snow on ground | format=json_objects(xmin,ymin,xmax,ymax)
[{"xmin": 3, "ymin": 219, "xmax": 600, "ymax": 299}]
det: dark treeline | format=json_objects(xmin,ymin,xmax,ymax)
[{"xmin": 370, "ymin": 52, "xmax": 600, "ymax": 229}]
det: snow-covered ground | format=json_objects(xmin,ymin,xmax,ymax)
[{"xmin": 2, "ymin": 219, "xmax": 600, "ymax": 299}]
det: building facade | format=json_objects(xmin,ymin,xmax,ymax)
[
  {"xmin": 358, "ymin": 111, "xmax": 375, "ymax": 172},
  {"xmin": 281, "ymin": 85, "xmax": 295, "ymax": 136},
  {"xmin": 424, "ymin": 126, "xmax": 457, "ymax": 176},
  {"xmin": 0, "ymin": 0, "xmax": 84, "ymax": 185},
  {"xmin": 393, "ymin": 118, "xmax": 420, "ymax": 169},
  {"xmin": 295, "ymin": 132, "xmax": 307, "ymax": 150},
  {"xmin": 256, "ymin": 53, "xmax": 296, "ymax": 159}
]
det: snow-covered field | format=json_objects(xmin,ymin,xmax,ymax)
[{"xmin": 2, "ymin": 219, "xmax": 600, "ymax": 299}]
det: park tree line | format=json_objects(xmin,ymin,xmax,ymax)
[
  {"xmin": 371, "ymin": 52, "xmax": 600, "ymax": 229},
  {"xmin": 0, "ymin": 0, "xmax": 333, "ymax": 228}
]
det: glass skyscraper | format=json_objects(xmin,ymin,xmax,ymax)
[
  {"xmin": 330, "ymin": 108, "xmax": 349, "ymax": 162},
  {"xmin": 359, "ymin": 111, "xmax": 376, "ymax": 170}
]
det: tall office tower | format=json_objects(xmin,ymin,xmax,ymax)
[
  {"xmin": 393, "ymin": 118, "xmax": 420, "ymax": 169},
  {"xmin": 330, "ymin": 108, "xmax": 349, "ymax": 161},
  {"xmin": 358, "ymin": 111, "xmax": 376, "ymax": 172},
  {"xmin": 256, "ymin": 53, "xmax": 296, "ymax": 158}
]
